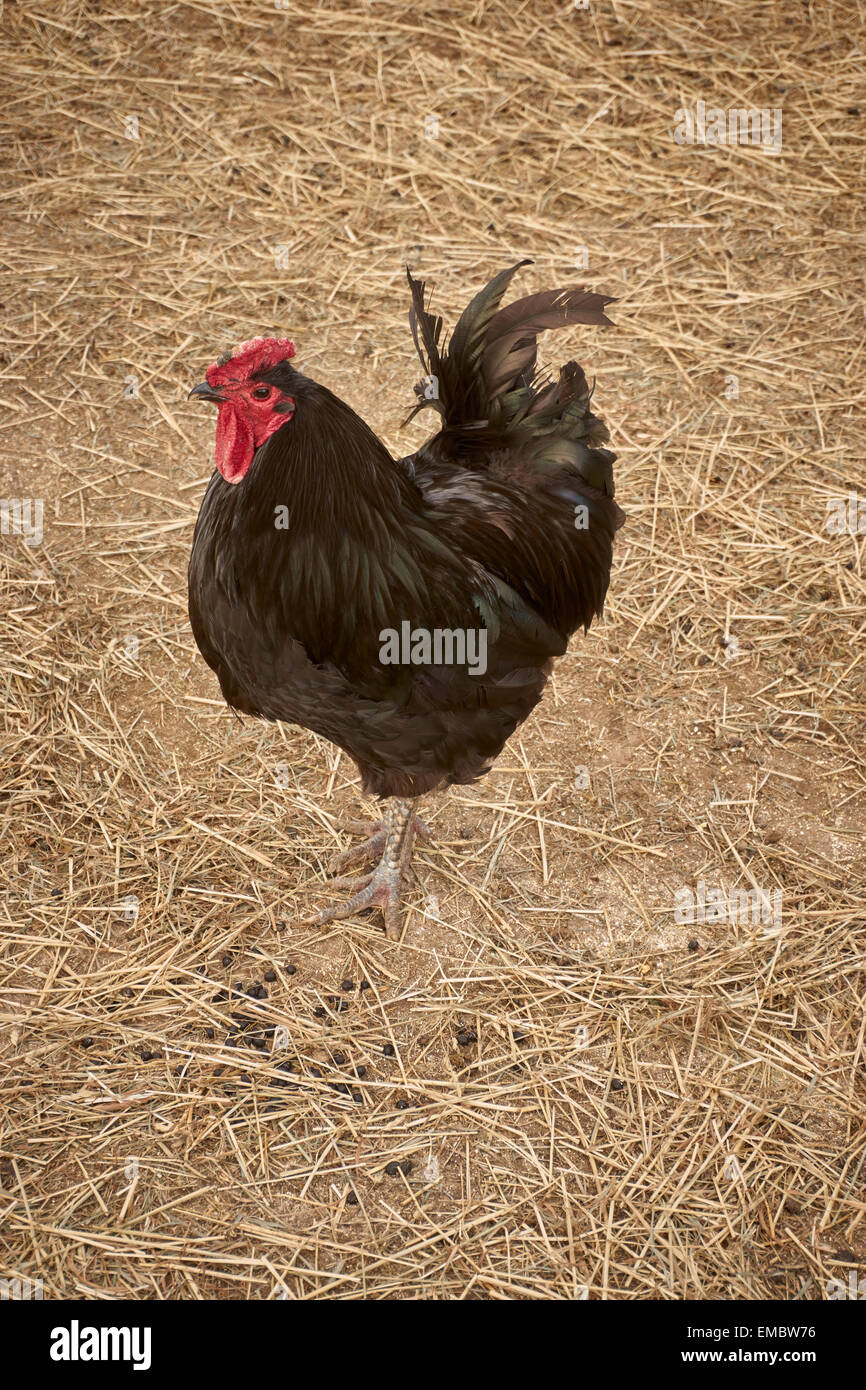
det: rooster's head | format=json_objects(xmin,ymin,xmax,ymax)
[{"xmin": 189, "ymin": 337, "xmax": 297, "ymax": 483}]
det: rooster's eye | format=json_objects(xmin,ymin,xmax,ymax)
[{"xmin": 251, "ymin": 385, "xmax": 271, "ymax": 400}]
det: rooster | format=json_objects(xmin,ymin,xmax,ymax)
[{"xmin": 188, "ymin": 261, "xmax": 623, "ymax": 938}]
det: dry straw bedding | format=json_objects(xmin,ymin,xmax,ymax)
[{"xmin": 0, "ymin": 0, "xmax": 864, "ymax": 1299}]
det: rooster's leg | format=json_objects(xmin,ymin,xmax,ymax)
[
  {"xmin": 308, "ymin": 799, "xmax": 422, "ymax": 939},
  {"xmin": 326, "ymin": 807, "xmax": 430, "ymax": 876}
]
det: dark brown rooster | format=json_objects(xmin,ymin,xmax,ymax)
[{"xmin": 188, "ymin": 261, "xmax": 624, "ymax": 937}]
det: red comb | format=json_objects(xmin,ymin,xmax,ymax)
[{"xmin": 206, "ymin": 336, "xmax": 296, "ymax": 387}]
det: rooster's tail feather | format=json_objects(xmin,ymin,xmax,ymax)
[{"xmin": 405, "ymin": 263, "xmax": 616, "ymax": 497}]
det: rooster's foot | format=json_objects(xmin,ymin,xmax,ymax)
[
  {"xmin": 332, "ymin": 817, "xmax": 382, "ymax": 836},
  {"xmin": 309, "ymin": 863, "xmax": 406, "ymax": 939},
  {"xmin": 327, "ymin": 831, "xmax": 387, "ymax": 875},
  {"xmin": 307, "ymin": 799, "xmax": 425, "ymax": 940},
  {"xmin": 328, "ymin": 869, "xmax": 374, "ymax": 892}
]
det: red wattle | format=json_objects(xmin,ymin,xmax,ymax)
[{"xmin": 214, "ymin": 403, "xmax": 254, "ymax": 483}]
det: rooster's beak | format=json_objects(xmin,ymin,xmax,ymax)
[{"xmin": 188, "ymin": 382, "xmax": 224, "ymax": 403}]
